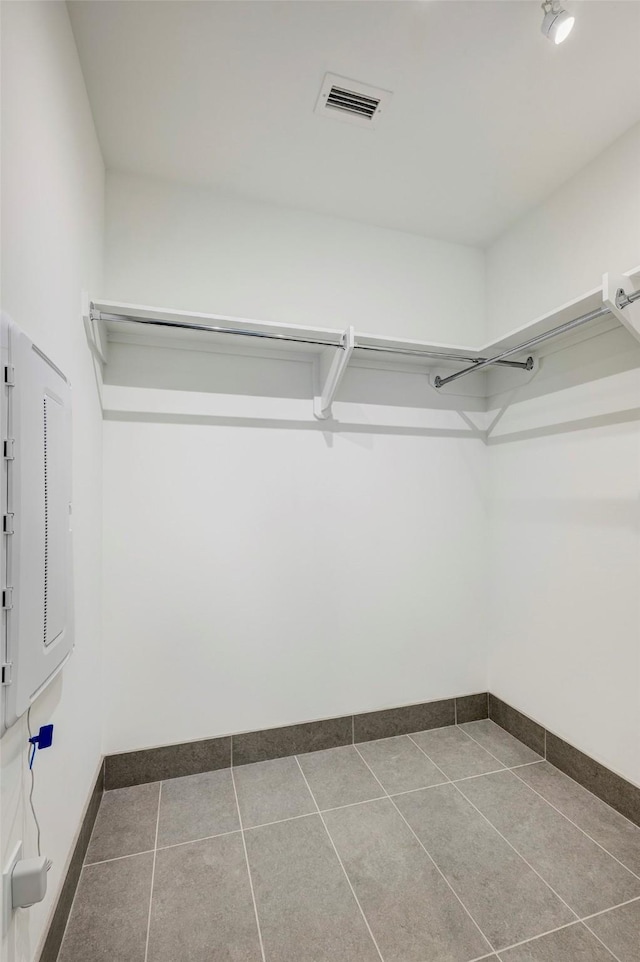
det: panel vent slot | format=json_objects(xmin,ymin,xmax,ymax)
[
  {"xmin": 42, "ymin": 391, "xmax": 65, "ymax": 649},
  {"xmin": 315, "ymin": 73, "xmax": 392, "ymax": 129},
  {"xmin": 43, "ymin": 397, "xmax": 48, "ymax": 646}
]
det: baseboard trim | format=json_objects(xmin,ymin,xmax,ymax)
[
  {"xmin": 104, "ymin": 691, "xmax": 640, "ymax": 828},
  {"xmin": 37, "ymin": 762, "xmax": 104, "ymax": 962},
  {"xmin": 104, "ymin": 692, "xmax": 489, "ymax": 789},
  {"xmin": 488, "ymin": 694, "xmax": 640, "ymax": 828}
]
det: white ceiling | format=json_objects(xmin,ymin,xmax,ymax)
[{"xmin": 68, "ymin": 0, "xmax": 640, "ymax": 246}]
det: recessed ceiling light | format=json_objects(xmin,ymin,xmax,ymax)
[{"xmin": 541, "ymin": 1, "xmax": 575, "ymax": 44}]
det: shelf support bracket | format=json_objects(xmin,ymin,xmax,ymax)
[
  {"xmin": 603, "ymin": 272, "xmax": 640, "ymax": 344},
  {"xmin": 82, "ymin": 293, "xmax": 107, "ymax": 363},
  {"xmin": 314, "ymin": 326, "xmax": 355, "ymax": 420}
]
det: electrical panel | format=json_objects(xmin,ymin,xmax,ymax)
[{"xmin": 1, "ymin": 316, "xmax": 73, "ymax": 734}]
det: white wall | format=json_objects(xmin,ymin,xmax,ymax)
[
  {"xmin": 485, "ymin": 123, "xmax": 640, "ymax": 786},
  {"xmin": 103, "ymin": 420, "xmax": 487, "ymax": 752},
  {"xmin": 101, "ymin": 171, "xmax": 489, "ymax": 754},
  {"xmin": 486, "ymin": 120, "xmax": 640, "ymax": 339},
  {"xmin": 105, "ymin": 170, "xmax": 486, "ymax": 344},
  {"xmin": 0, "ymin": 3, "xmax": 104, "ymax": 960}
]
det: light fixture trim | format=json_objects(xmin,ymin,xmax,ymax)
[{"xmin": 541, "ymin": 1, "xmax": 575, "ymax": 44}]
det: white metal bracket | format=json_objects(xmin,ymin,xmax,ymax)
[
  {"xmin": 602, "ymin": 272, "xmax": 640, "ymax": 344},
  {"xmin": 82, "ymin": 291, "xmax": 107, "ymax": 363},
  {"xmin": 313, "ymin": 326, "xmax": 355, "ymax": 420}
]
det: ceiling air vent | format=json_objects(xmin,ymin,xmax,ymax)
[{"xmin": 315, "ymin": 73, "xmax": 392, "ymax": 129}]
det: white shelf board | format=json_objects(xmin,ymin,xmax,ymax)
[
  {"xmin": 92, "ymin": 265, "xmax": 640, "ymax": 359},
  {"xmin": 87, "ymin": 265, "xmax": 640, "ymax": 410}
]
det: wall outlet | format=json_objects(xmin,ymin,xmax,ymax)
[{"xmin": 2, "ymin": 841, "xmax": 22, "ymax": 934}]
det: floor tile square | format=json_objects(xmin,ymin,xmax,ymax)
[
  {"xmin": 157, "ymin": 769, "xmax": 240, "ymax": 847},
  {"xmin": 459, "ymin": 770, "xmax": 640, "ymax": 916},
  {"xmin": 356, "ymin": 735, "xmax": 445, "ymax": 794},
  {"xmin": 85, "ymin": 782, "xmax": 160, "ymax": 864},
  {"xmin": 147, "ymin": 834, "xmax": 262, "ymax": 962},
  {"xmin": 498, "ymin": 922, "xmax": 616, "ymax": 961},
  {"xmin": 233, "ymin": 755, "xmax": 315, "ymax": 828},
  {"xmin": 585, "ymin": 898, "xmax": 640, "ymax": 962},
  {"xmin": 324, "ymin": 798, "xmax": 491, "ymax": 962},
  {"xmin": 460, "ymin": 720, "xmax": 542, "ymax": 767},
  {"xmin": 516, "ymin": 761, "xmax": 640, "ymax": 876},
  {"xmin": 412, "ymin": 726, "xmax": 505, "ymax": 780},
  {"xmin": 395, "ymin": 783, "xmax": 573, "ymax": 950},
  {"xmin": 244, "ymin": 814, "xmax": 380, "ymax": 962},
  {"xmin": 297, "ymin": 745, "xmax": 383, "ymax": 810},
  {"xmin": 58, "ymin": 853, "xmax": 153, "ymax": 962}
]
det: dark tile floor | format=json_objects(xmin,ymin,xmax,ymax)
[{"xmin": 57, "ymin": 720, "xmax": 640, "ymax": 962}]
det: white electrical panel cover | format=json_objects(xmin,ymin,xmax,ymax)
[{"xmin": 1, "ymin": 316, "xmax": 73, "ymax": 734}]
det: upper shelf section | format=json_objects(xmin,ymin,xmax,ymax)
[{"xmin": 85, "ymin": 267, "xmax": 640, "ymax": 418}]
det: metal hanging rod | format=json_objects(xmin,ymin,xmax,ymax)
[
  {"xmin": 354, "ymin": 342, "xmax": 532, "ymax": 369},
  {"xmin": 95, "ymin": 311, "xmax": 342, "ymax": 349},
  {"xmin": 93, "ymin": 309, "xmax": 531, "ymax": 369},
  {"xmin": 434, "ymin": 287, "xmax": 640, "ymax": 389}
]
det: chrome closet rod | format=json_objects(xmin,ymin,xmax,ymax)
[
  {"xmin": 96, "ymin": 311, "xmax": 343, "ymax": 349},
  {"xmin": 95, "ymin": 310, "xmax": 529, "ymax": 367},
  {"xmin": 353, "ymin": 342, "xmax": 532, "ymax": 368},
  {"xmin": 434, "ymin": 287, "xmax": 640, "ymax": 389}
]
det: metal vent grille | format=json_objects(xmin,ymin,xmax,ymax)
[
  {"xmin": 315, "ymin": 73, "xmax": 391, "ymax": 129},
  {"xmin": 325, "ymin": 86, "xmax": 380, "ymax": 120}
]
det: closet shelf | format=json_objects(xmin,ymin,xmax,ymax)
[{"xmin": 84, "ymin": 268, "xmax": 640, "ymax": 417}]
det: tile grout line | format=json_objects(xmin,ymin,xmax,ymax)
[
  {"xmin": 85, "ymin": 848, "xmax": 156, "ymax": 867},
  {"xmin": 580, "ymin": 924, "xmax": 625, "ymax": 962},
  {"xmin": 581, "ymin": 893, "xmax": 640, "ymax": 923},
  {"xmin": 230, "ymin": 766, "xmax": 267, "ymax": 962},
  {"xmin": 454, "ymin": 774, "xmax": 583, "ymax": 925},
  {"xmin": 352, "ymin": 742, "xmax": 496, "ymax": 957},
  {"xmin": 507, "ymin": 766, "xmax": 640, "ymax": 883},
  {"xmin": 54, "ymin": 842, "xmax": 99, "ymax": 956},
  {"xmin": 158, "ymin": 827, "xmax": 240, "ymax": 850},
  {"xmin": 143, "ymin": 781, "xmax": 162, "ymax": 962},
  {"xmin": 178, "ymin": 755, "xmax": 640, "ymax": 958},
  {"xmin": 54, "ymin": 783, "xmax": 158, "ymax": 957},
  {"xmin": 491, "ymin": 915, "xmax": 625, "ymax": 962},
  {"xmin": 355, "ymin": 721, "xmax": 463, "ymax": 746},
  {"xmin": 404, "ymin": 734, "xmax": 452, "ymax": 785},
  {"xmin": 521, "ymin": 749, "xmax": 640, "ymax": 835},
  {"xmin": 492, "ymin": 919, "xmax": 582, "ymax": 960},
  {"xmin": 293, "ymin": 754, "xmax": 387, "ymax": 962},
  {"xmin": 456, "ymin": 721, "xmax": 542, "ymax": 770},
  {"xmin": 582, "ymin": 896, "xmax": 640, "ymax": 962},
  {"xmin": 555, "ymin": 775, "xmax": 640, "ymax": 835},
  {"xmin": 80, "ymin": 741, "xmax": 636, "ymax": 962},
  {"xmin": 404, "ymin": 735, "xmax": 582, "ymax": 929}
]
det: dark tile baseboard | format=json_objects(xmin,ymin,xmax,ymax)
[
  {"xmin": 489, "ymin": 694, "xmax": 545, "ymax": 756},
  {"xmin": 104, "ymin": 734, "xmax": 231, "ymax": 790},
  {"xmin": 233, "ymin": 715, "xmax": 352, "ymax": 766},
  {"xmin": 104, "ymin": 692, "xmax": 489, "ymax": 789},
  {"xmin": 38, "ymin": 763, "xmax": 104, "ymax": 962},
  {"xmin": 102, "ymin": 690, "xmax": 640, "ymax": 831},
  {"xmin": 488, "ymin": 694, "xmax": 640, "ymax": 828}
]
